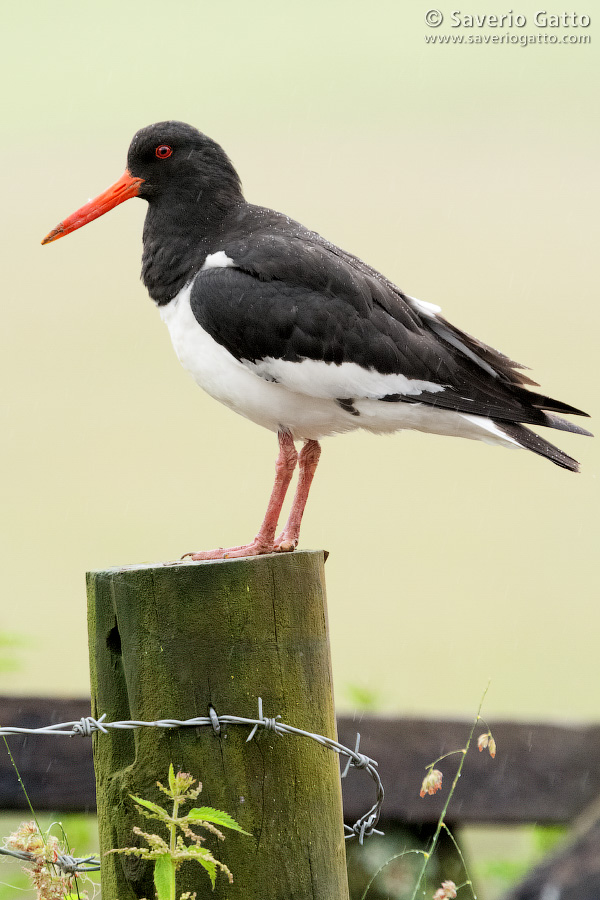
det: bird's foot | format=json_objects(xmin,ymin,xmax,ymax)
[
  {"xmin": 182, "ymin": 537, "xmax": 278, "ymax": 561},
  {"xmin": 273, "ymin": 532, "xmax": 298, "ymax": 553}
]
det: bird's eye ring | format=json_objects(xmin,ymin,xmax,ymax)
[{"xmin": 155, "ymin": 145, "xmax": 173, "ymax": 159}]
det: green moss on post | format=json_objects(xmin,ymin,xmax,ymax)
[{"xmin": 87, "ymin": 550, "xmax": 349, "ymax": 900}]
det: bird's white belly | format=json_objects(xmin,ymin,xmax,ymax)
[{"xmin": 158, "ymin": 283, "xmax": 518, "ymax": 448}]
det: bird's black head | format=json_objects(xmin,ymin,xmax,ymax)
[
  {"xmin": 42, "ymin": 120, "xmax": 245, "ymax": 303},
  {"xmin": 42, "ymin": 120, "xmax": 244, "ymax": 247},
  {"xmin": 127, "ymin": 121, "xmax": 243, "ymax": 215}
]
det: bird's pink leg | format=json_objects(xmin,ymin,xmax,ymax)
[
  {"xmin": 274, "ymin": 439, "xmax": 321, "ymax": 552},
  {"xmin": 184, "ymin": 431, "xmax": 298, "ymax": 560}
]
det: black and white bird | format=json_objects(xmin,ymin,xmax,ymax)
[{"xmin": 42, "ymin": 121, "xmax": 590, "ymax": 559}]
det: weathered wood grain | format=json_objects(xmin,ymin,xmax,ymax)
[{"xmin": 86, "ymin": 551, "xmax": 349, "ymax": 900}]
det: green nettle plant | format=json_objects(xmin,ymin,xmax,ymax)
[{"xmin": 110, "ymin": 765, "xmax": 251, "ymax": 900}]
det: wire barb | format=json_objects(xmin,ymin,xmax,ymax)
[
  {"xmin": 71, "ymin": 714, "xmax": 108, "ymax": 737},
  {"xmin": 208, "ymin": 705, "xmax": 221, "ymax": 735}
]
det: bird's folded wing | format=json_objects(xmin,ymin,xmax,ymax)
[{"xmin": 189, "ymin": 234, "xmax": 587, "ymax": 427}]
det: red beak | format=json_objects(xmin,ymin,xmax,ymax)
[{"xmin": 42, "ymin": 169, "xmax": 144, "ymax": 245}]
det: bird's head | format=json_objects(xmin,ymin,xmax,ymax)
[{"xmin": 42, "ymin": 121, "xmax": 243, "ymax": 245}]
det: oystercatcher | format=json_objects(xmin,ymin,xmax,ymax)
[{"xmin": 42, "ymin": 121, "xmax": 590, "ymax": 559}]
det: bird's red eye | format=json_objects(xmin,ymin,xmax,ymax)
[{"xmin": 155, "ymin": 145, "xmax": 173, "ymax": 159}]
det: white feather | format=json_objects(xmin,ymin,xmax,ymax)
[
  {"xmin": 407, "ymin": 295, "xmax": 442, "ymax": 318},
  {"xmin": 245, "ymin": 357, "xmax": 445, "ymax": 400},
  {"xmin": 201, "ymin": 250, "xmax": 235, "ymax": 270}
]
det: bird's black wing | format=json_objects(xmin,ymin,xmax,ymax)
[{"xmin": 190, "ymin": 224, "xmax": 588, "ymax": 429}]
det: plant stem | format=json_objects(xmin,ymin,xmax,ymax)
[
  {"xmin": 359, "ymin": 849, "xmax": 428, "ymax": 900},
  {"xmin": 409, "ymin": 683, "xmax": 490, "ymax": 900},
  {"xmin": 169, "ymin": 797, "xmax": 181, "ymax": 900},
  {"xmin": 442, "ymin": 823, "xmax": 476, "ymax": 899},
  {"xmin": 2, "ymin": 737, "xmax": 44, "ymax": 836}
]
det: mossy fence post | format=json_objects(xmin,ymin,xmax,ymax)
[{"xmin": 86, "ymin": 550, "xmax": 349, "ymax": 900}]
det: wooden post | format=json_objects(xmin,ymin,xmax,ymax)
[{"xmin": 87, "ymin": 550, "xmax": 349, "ymax": 900}]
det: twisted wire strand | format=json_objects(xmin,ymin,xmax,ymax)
[
  {"xmin": 1, "ymin": 698, "xmax": 384, "ymax": 843},
  {"xmin": 0, "ymin": 845, "xmax": 101, "ymax": 873}
]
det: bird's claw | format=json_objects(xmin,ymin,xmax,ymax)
[{"xmin": 180, "ymin": 538, "xmax": 280, "ymax": 561}]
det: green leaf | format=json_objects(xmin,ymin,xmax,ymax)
[
  {"xmin": 130, "ymin": 794, "xmax": 169, "ymax": 819},
  {"xmin": 153, "ymin": 853, "xmax": 175, "ymax": 900},
  {"xmin": 187, "ymin": 807, "xmax": 252, "ymax": 835},
  {"xmin": 194, "ymin": 852, "xmax": 217, "ymax": 888},
  {"xmin": 168, "ymin": 762, "xmax": 177, "ymax": 795}
]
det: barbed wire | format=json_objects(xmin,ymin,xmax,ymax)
[
  {"xmin": 0, "ymin": 697, "xmax": 384, "ymax": 844},
  {"xmin": 0, "ymin": 846, "xmax": 101, "ymax": 874}
]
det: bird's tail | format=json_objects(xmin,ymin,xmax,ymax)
[{"xmin": 498, "ymin": 420, "xmax": 591, "ymax": 472}]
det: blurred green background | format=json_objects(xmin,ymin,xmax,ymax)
[
  {"xmin": 0, "ymin": 1, "xmax": 598, "ymax": 895},
  {"xmin": 3, "ymin": 0, "xmax": 597, "ymax": 716}
]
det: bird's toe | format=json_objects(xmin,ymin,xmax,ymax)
[
  {"xmin": 182, "ymin": 538, "xmax": 276, "ymax": 561},
  {"xmin": 274, "ymin": 536, "xmax": 298, "ymax": 553}
]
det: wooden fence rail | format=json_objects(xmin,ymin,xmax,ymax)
[{"xmin": 1, "ymin": 695, "xmax": 598, "ymax": 826}]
